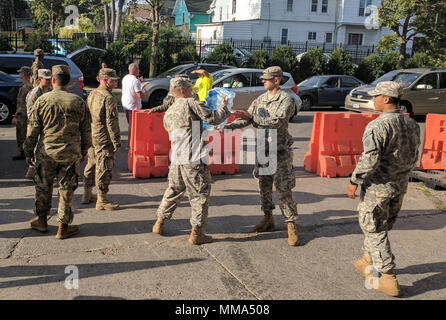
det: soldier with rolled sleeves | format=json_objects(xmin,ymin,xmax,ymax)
[
  {"xmin": 82, "ymin": 68, "xmax": 121, "ymax": 210},
  {"xmin": 31, "ymin": 49, "xmax": 45, "ymax": 87},
  {"xmin": 224, "ymin": 66, "xmax": 299, "ymax": 246},
  {"xmin": 23, "ymin": 68, "xmax": 52, "ymax": 179},
  {"xmin": 347, "ymin": 81, "xmax": 420, "ymax": 297},
  {"xmin": 23, "ymin": 65, "xmax": 91, "ymax": 239},
  {"xmin": 152, "ymin": 75, "xmax": 230, "ymax": 245},
  {"xmin": 11, "ymin": 66, "xmax": 33, "ymax": 161}
]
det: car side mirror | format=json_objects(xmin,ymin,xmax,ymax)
[{"xmin": 223, "ymin": 83, "xmax": 231, "ymax": 88}]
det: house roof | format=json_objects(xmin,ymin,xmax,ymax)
[
  {"xmin": 127, "ymin": 2, "xmax": 176, "ymax": 20},
  {"xmin": 185, "ymin": 0, "xmax": 212, "ymax": 13}
]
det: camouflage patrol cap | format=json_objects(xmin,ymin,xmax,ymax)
[
  {"xmin": 260, "ymin": 66, "xmax": 283, "ymax": 80},
  {"xmin": 368, "ymin": 81, "xmax": 401, "ymax": 98},
  {"xmin": 170, "ymin": 75, "xmax": 194, "ymax": 89},
  {"xmin": 17, "ymin": 66, "xmax": 32, "ymax": 76},
  {"xmin": 37, "ymin": 69, "xmax": 52, "ymax": 79},
  {"xmin": 52, "ymin": 65, "xmax": 71, "ymax": 76},
  {"xmin": 34, "ymin": 49, "xmax": 44, "ymax": 56},
  {"xmin": 98, "ymin": 68, "xmax": 119, "ymax": 80}
]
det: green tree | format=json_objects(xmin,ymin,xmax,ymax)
[
  {"xmin": 0, "ymin": 0, "xmax": 28, "ymax": 31},
  {"xmin": 382, "ymin": 51, "xmax": 399, "ymax": 73},
  {"xmin": 378, "ymin": 0, "xmax": 446, "ymax": 68},
  {"xmin": 297, "ymin": 47, "xmax": 327, "ymax": 83},
  {"xmin": 327, "ymin": 47, "xmax": 355, "ymax": 76},
  {"xmin": 247, "ymin": 49, "xmax": 270, "ymax": 69},
  {"xmin": 29, "ymin": 0, "xmax": 65, "ymax": 37},
  {"xmin": 270, "ymin": 45, "xmax": 299, "ymax": 80},
  {"xmin": 178, "ymin": 44, "xmax": 199, "ymax": 63},
  {"xmin": 405, "ymin": 51, "xmax": 445, "ymax": 68},
  {"xmin": 206, "ymin": 42, "xmax": 237, "ymax": 66},
  {"xmin": 355, "ymin": 54, "xmax": 384, "ymax": 83},
  {"xmin": 0, "ymin": 33, "xmax": 12, "ymax": 50},
  {"xmin": 25, "ymin": 30, "xmax": 53, "ymax": 52}
]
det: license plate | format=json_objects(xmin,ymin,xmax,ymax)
[{"xmin": 353, "ymin": 103, "xmax": 360, "ymax": 109}]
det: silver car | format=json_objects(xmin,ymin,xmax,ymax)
[{"xmin": 211, "ymin": 68, "xmax": 301, "ymax": 116}]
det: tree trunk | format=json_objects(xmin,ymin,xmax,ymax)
[
  {"xmin": 104, "ymin": 4, "xmax": 110, "ymax": 34},
  {"xmin": 114, "ymin": 0, "xmax": 125, "ymax": 41},
  {"xmin": 50, "ymin": 1, "xmax": 54, "ymax": 38},
  {"xmin": 110, "ymin": 0, "xmax": 116, "ymax": 40},
  {"xmin": 398, "ymin": 40, "xmax": 407, "ymax": 69},
  {"xmin": 149, "ymin": 1, "xmax": 163, "ymax": 77}
]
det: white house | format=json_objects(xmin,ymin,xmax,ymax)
[{"xmin": 197, "ymin": 0, "xmax": 403, "ymax": 50}]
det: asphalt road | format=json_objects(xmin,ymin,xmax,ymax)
[{"xmin": 0, "ymin": 109, "xmax": 445, "ymax": 301}]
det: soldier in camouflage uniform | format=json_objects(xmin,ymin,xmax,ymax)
[
  {"xmin": 347, "ymin": 81, "xmax": 420, "ymax": 297},
  {"xmin": 225, "ymin": 66, "xmax": 299, "ymax": 246},
  {"xmin": 82, "ymin": 68, "xmax": 121, "ymax": 210},
  {"xmin": 31, "ymin": 49, "xmax": 45, "ymax": 87},
  {"xmin": 23, "ymin": 69, "xmax": 52, "ymax": 179},
  {"xmin": 23, "ymin": 65, "xmax": 91, "ymax": 239},
  {"xmin": 152, "ymin": 75, "xmax": 230, "ymax": 245},
  {"xmin": 11, "ymin": 66, "xmax": 33, "ymax": 160}
]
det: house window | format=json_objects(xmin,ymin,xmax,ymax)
[
  {"xmin": 287, "ymin": 0, "xmax": 293, "ymax": 12},
  {"xmin": 359, "ymin": 0, "xmax": 372, "ymax": 16},
  {"xmin": 232, "ymin": 0, "xmax": 236, "ymax": 14},
  {"xmin": 321, "ymin": 0, "xmax": 328, "ymax": 13},
  {"xmin": 182, "ymin": 12, "xmax": 185, "ymax": 24},
  {"xmin": 219, "ymin": 7, "xmax": 222, "ymax": 20},
  {"xmin": 311, "ymin": 0, "xmax": 318, "ymax": 12},
  {"xmin": 281, "ymin": 28, "xmax": 289, "ymax": 44},
  {"xmin": 308, "ymin": 32, "xmax": 317, "ymax": 41},
  {"xmin": 213, "ymin": 30, "xmax": 217, "ymax": 40},
  {"xmin": 325, "ymin": 32, "xmax": 333, "ymax": 43},
  {"xmin": 348, "ymin": 33, "xmax": 363, "ymax": 45}
]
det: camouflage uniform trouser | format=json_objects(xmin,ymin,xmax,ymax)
[
  {"xmin": 253, "ymin": 149, "xmax": 297, "ymax": 222},
  {"xmin": 16, "ymin": 116, "xmax": 27, "ymax": 153},
  {"xmin": 156, "ymin": 164, "xmax": 211, "ymax": 227},
  {"xmin": 34, "ymin": 159, "xmax": 80, "ymax": 225},
  {"xmin": 358, "ymin": 186, "xmax": 405, "ymax": 273},
  {"xmin": 83, "ymin": 147, "xmax": 115, "ymax": 195}
]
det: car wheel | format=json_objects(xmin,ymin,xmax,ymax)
[
  {"xmin": 149, "ymin": 90, "xmax": 168, "ymax": 109},
  {"xmin": 0, "ymin": 99, "xmax": 13, "ymax": 125},
  {"xmin": 400, "ymin": 102, "xmax": 413, "ymax": 117},
  {"xmin": 301, "ymin": 96, "xmax": 312, "ymax": 111}
]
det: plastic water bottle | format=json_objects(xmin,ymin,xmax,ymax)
[{"xmin": 203, "ymin": 88, "xmax": 235, "ymax": 131}]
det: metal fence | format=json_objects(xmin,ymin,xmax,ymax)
[{"xmin": 4, "ymin": 32, "xmax": 379, "ymax": 64}]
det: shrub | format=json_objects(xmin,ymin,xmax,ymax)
[
  {"xmin": 25, "ymin": 30, "xmax": 53, "ymax": 53},
  {"xmin": 102, "ymin": 41, "xmax": 133, "ymax": 77},
  {"xmin": 67, "ymin": 38, "xmax": 94, "ymax": 52},
  {"xmin": 247, "ymin": 49, "xmax": 270, "ymax": 69},
  {"xmin": 327, "ymin": 47, "xmax": 355, "ymax": 76},
  {"xmin": 0, "ymin": 33, "xmax": 12, "ymax": 51},
  {"xmin": 206, "ymin": 42, "xmax": 237, "ymax": 66},
  {"xmin": 71, "ymin": 49, "xmax": 105, "ymax": 86},
  {"xmin": 382, "ymin": 51, "xmax": 399, "ymax": 73},
  {"xmin": 405, "ymin": 51, "xmax": 438, "ymax": 68},
  {"xmin": 297, "ymin": 47, "xmax": 328, "ymax": 83},
  {"xmin": 355, "ymin": 54, "xmax": 384, "ymax": 83},
  {"xmin": 178, "ymin": 44, "xmax": 199, "ymax": 63}
]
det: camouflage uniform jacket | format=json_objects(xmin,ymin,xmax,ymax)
[
  {"xmin": 225, "ymin": 89, "xmax": 296, "ymax": 152},
  {"xmin": 31, "ymin": 59, "xmax": 44, "ymax": 87},
  {"xmin": 151, "ymin": 92, "xmax": 200, "ymax": 113},
  {"xmin": 351, "ymin": 109, "xmax": 420, "ymax": 195},
  {"xmin": 23, "ymin": 88, "xmax": 92, "ymax": 162},
  {"xmin": 14, "ymin": 81, "xmax": 33, "ymax": 119},
  {"xmin": 87, "ymin": 87, "xmax": 121, "ymax": 153},
  {"xmin": 26, "ymin": 85, "xmax": 52, "ymax": 118},
  {"xmin": 164, "ymin": 97, "xmax": 230, "ymax": 164}
]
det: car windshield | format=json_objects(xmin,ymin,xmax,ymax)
[
  {"xmin": 298, "ymin": 76, "xmax": 326, "ymax": 87},
  {"xmin": 157, "ymin": 65, "xmax": 187, "ymax": 78},
  {"xmin": 238, "ymin": 48, "xmax": 252, "ymax": 56},
  {"xmin": 371, "ymin": 71, "xmax": 421, "ymax": 88},
  {"xmin": 212, "ymin": 70, "xmax": 233, "ymax": 82},
  {"xmin": 0, "ymin": 70, "xmax": 17, "ymax": 81}
]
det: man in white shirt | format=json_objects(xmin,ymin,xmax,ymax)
[{"xmin": 121, "ymin": 63, "xmax": 147, "ymax": 146}]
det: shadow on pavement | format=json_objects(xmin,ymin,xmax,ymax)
[
  {"xmin": 398, "ymin": 262, "xmax": 446, "ymax": 298},
  {"xmin": 0, "ymin": 259, "xmax": 204, "ymax": 289}
]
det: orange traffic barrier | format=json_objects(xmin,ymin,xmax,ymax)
[
  {"xmin": 420, "ymin": 113, "xmax": 446, "ymax": 169},
  {"xmin": 304, "ymin": 112, "xmax": 379, "ymax": 178},
  {"xmin": 131, "ymin": 111, "xmax": 171, "ymax": 178}
]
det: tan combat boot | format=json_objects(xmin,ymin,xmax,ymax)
[
  {"xmin": 354, "ymin": 253, "xmax": 374, "ymax": 278},
  {"xmin": 96, "ymin": 193, "xmax": 120, "ymax": 211},
  {"xmin": 29, "ymin": 216, "xmax": 48, "ymax": 232},
  {"xmin": 55, "ymin": 223, "xmax": 80, "ymax": 239},
  {"xmin": 374, "ymin": 269, "xmax": 400, "ymax": 297},
  {"xmin": 254, "ymin": 211, "xmax": 274, "ymax": 232},
  {"xmin": 25, "ymin": 166, "xmax": 34, "ymax": 180},
  {"xmin": 81, "ymin": 187, "xmax": 96, "ymax": 204},
  {"xmin": 152, "ymin": 217, "xmax": 164, "ymax": 235},
  {"xmin": 188, "ymin": 226, "xmax": 213, "ymax": 245},
  {"xmin": 287, "ymin": 222, "xmax": 299, "ymax": 246}
]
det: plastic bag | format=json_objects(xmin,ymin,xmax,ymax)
[{"xmin": 203, "ymin": 88, "xmax": 235, "ymax": 130}]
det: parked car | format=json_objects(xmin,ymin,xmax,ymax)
[
  {"xmin": 296, "ymin": 52, "xmax": 331, "ymax": 62},
  {"xmin": 298, "ymin": 75, "xmax": 365, "ymax": 110},
  {"xmin": 0, "ymin": 71, "xmax": 23, "ymax": 125},
  {"xmin": 209, "ymin": 68, "xmax": 301, "ymax": 117},
  {"xmin": 345, "ymin": 68, "xmax": 446, "ymax": 116},
  {"xmin": 141, "ymin": 63, "xmax": 233, "ymax": 109},
  {"xmin": 0, "ymin": 52, "xmax": 85, "ymax": 99},
  {"xmin": 200, "ymin": 44, "xmax": 253, "ymax": 67}
]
